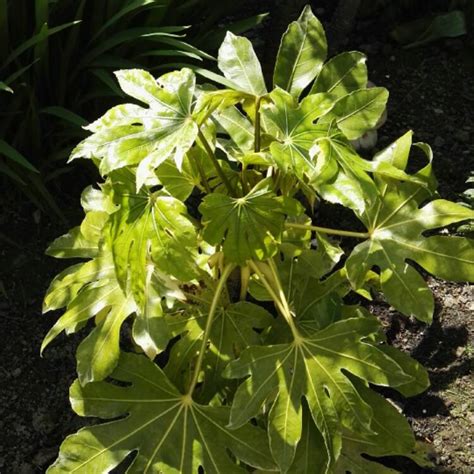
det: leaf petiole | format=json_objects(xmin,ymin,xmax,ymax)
[
  {"xmin": 249, "ymin": 260, "xmax": 301, "ymax": 340},
  {"xmin": 198, "ymin": 129, "xmax": 236, "ymax": 196},
  {"xmin": 186, "ymin": 262, "xmax": 235, "ymax": 396},
  {"xmin": 285, "ymin": 222, "xmax": 370, "ymax": 239}
]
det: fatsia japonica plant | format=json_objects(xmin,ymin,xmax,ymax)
[{"xmin": 42, "ymin": 6, "xmax": 474, "ymax": 473}]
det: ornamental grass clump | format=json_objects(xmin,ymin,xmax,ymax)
[{"xmin": 42, "ymin": 5, "xmax": 474, "ymax": 473}]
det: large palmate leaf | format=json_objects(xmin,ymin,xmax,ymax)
[
  {"xmin": 310, "ymin": 51, "xmax": 368, "ymax": 98},
  {"xmin": 218, "ymin": 32, "xmax": 267, "ymax": 97},
  {"xmin": 49, "ymin": 353, "xmax": 276, "ymax": 473},
  {"xmin": 274, "ymin": 5, "xmax": 327, "ymax": 98},
  {"xmin": 165, "ymin": 296, "xmax": 273, "ymax": 398},
  {"xmin": 199, "ymin": 179, "xmax": 302, "ymax": 263},
  {"xmin": 346, "ymin": 133, "xmax": 474, "ymax": 322},
  {"xmin": 262, "ymin": 88, "xmax": 334, "ymax": 182},
  {"xmin": 70, "ymin": 68, "xmax": 199, "ymax": 188},
  {"xmin": 319, "ymin": 87, "xmax": 388, "ymax": 140},
  {"xmin": 224, "ymin": 317, "xmax": 423, "ymax": 472},
  {"xmin": 107, "ymin": 171, "xmax": 198, "ymax": 314}
]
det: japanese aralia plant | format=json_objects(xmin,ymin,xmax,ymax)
[{"xmin": 42, "ymin": 5, "xmax": 474, "ymax": 473}]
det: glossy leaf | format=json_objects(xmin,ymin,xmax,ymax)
[
  {"xmin": 49, "ymin": 352, "xmax": 276, "ymax": 473},
  {"xmin": 225, "ymin": 317, "xmax": 419, "ymax": 472},
  {"xmin": 70, "ymin": 68, "xmax": 199, "ymax": 188},
  {"xmin": 320, "ymin": 87, "xmax": 389, "ymax": 140},
  {"xmin": 218, "ymin": 32, "xmax": 267, "ymax": 96},
  {"xmin": 107, "ymin": 173, "xmax": 198, "ymax": 313},
  {"xmin": 311, "ymin": 51, "xmax": 367, "ymax": 98},
  {"xmin": 274, "ymin": 5, "xmax": 327, "ymax": 98},
  {"xmin": 199, "ymin": 180, "xmax": 302, "ymax": 263},
  {"xmin": 346, "ymin": 134, "xmax": 474, "ymax": 321},
  {"xmin": 165, "ymin": 296, "xmax": 273, "ymax": 398},
  {"xmin": 262, "ymin": 88, "xmax": 334, "ymax": 182},
  {"xmin": 46, "ymin": 226, "xmax": 99, "ymax": 259}
]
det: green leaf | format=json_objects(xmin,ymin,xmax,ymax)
[
  {"xmin": 43, "ymin": 255, "xmax": 116, "ymax": 313},
  {"xmin": 274, "ymin": 5, "xmax": 327, "ymax": 98},
  {"xmin": 310, "ymin": 51, "xmax": 367, "ymax": 98},
  {"xmin": 199, "ymin": 179, "xmax": 302, "ymax": 263},
  {"xmin": 46, "ymin": 226, "xmax": 99, "ymax": 259},
  {"xmin": 335, "ymin": 379, "xmax": 431, "ymax": 472},
  {"xmin": 132, "ymin": 267, "xmax": 182, "ymax": 360},
  {"xmin": 0, "ymin": 81, "xmax": 13, "ymax": 93},
  {"xmin": 320, "ymin": 87, "xmax": 389, "ymax": 140},
  {"xmin": 48, "ymin": 352, "xmax": 276, "ymax": 473},
  {"xmin": 346, "ymin": 133, "xmax": 474, "ymax": 322},
  {"xmin": 155, "ymin": 153, "xmax": 200, "ymax": 201},
  {"xmin": 213, "ymin": 106, "xmax": 254, "ymax": 153},
  {"xmin": 0, "ymin": 139, "xmax": 39, "ymax": 173},
  {"xmin": 76, "ymin": 295, "xmax": 136, "ymax": 384},
  {"xmin": 165, "ymin": 293, "xmax": 273, "ymax": 398},
  {"xmin": 107, "ymin": 173, "xmax": 199, "ymax": 315},
  {"xmin": 262, "ymin": 88, "xmax": 335, "ymax": 182},
  {"xmin": 224, "ymin": 317, "xmax": 418, "ymax": 472},
  {"xmin": 41, "ymin": 106, "xmax": 88, "ymax": 127},
  {"xmin": 71, "ymin": 68, "xmax": 199, "ymax": 187},
  {"xmin": 218, "ymin": 32, "xmax": 267, "ymax": 96}
]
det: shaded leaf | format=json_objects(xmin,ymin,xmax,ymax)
[{"xmin": 346, "ymin": 134, "xmax": 474, "ymax": 321}]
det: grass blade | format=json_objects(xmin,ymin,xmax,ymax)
[{"xmin": 0, "ymin": 140, "xmax": 39, "ymax": 172}]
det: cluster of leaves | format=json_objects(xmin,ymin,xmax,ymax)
[
  {"xmin": 0, "ymin": 0, "xmax": 265, "ymax": 217},
  {"xmin": 42, "ymin": 6, "xmax": 474, "ymax": 473}
]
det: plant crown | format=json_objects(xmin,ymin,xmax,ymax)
[{"xmin": 43, "ymin": 6, "xmax": 474, "ymax": 473}]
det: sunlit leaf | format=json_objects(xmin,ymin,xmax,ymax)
[
  {"xmin": 346, "ymin": 133, "xmax": 474, "ymax": 321},
  {"xmin": 225, "ymin": 317, "xmax": 421, "ymax": 471},
  {"xmin": 320, "ymin": 87, "xmax": 388, "ymax": 140},
  {"xmin": 311, "ymin": 51, "xmax": 367, "ymax": 98},
  {"xmin": 49, "ymin": 352, "xmax": 276, "ymax": 473},
  {"xmin": 274, "ymin": 5, "xmax": 327, "ymax": 98},
  {"xmin": 199, "ymin": 179, "xmax": 302, "ymax": 263},
  {"xmin": 218, "ymin": 32, "xmax": 267, "ymax": 96}
]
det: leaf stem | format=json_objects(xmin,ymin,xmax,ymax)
[
  {"xmin": 285, "ymin": 222, "xmax": 369, "ymax": 239},
  {"xmin": 186, "ymin": 263, "xmax": 234, "ymax": 397},
  {"xmin": 198, "ymin": 129, "xmax": 236, "ymax": 196},
  {"xmin": 254, "ymin": 95, "xmax": 262, "ymax": 153},
  {"xmin": 193, "ymin": 152, "xmax": 211, "ymax": 194},
  {"xmin": 249, "ymin": 260, "xmax": 301, "ymax": 341}
]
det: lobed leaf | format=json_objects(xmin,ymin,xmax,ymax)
[
  {"xmin": 49, "ymin": 352, "xmax": 276, "ymax": 473},
  {"xmin": 199, "ymin": 179, "xmax": 303, "ymax": 263}
]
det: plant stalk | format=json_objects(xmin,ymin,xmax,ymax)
[
  {"xmin": 249, "ymin": 260, "xmax": 301, "ymax": 340},
  {"xmin": 193, "ymin": 151, "xmax": 211, "ymax": 194},
  {"xmin": 285, "ymin": 222, "xmax": 369, "ymax": 239},
  {"xmin": 186, "ymin": 263, "xmax": 234, "ymax": 396},
  {"xmin": 254, "ymin": 96, "xmax": 262, "ymax": 153},
  {"xmin": 198, "ymin": 129, "xmax": 236, "ymax": 196}
]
